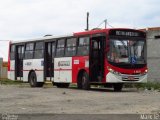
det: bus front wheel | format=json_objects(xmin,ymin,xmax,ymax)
[
  {"xmin": 113, "ymin": 83, "xmax": 123, "ymax": 92},
  {"xmin": 81, "ymin": 72, "xmax": 90, "ymax": 90}
]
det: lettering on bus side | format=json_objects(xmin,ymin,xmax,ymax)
[
  {"xmin": 74, "ymin": 60, "xmax": 79, "ymax": 64},
  {"xmin": 58, "ymin": 61, "xmax": 70, "ymax": 67}
]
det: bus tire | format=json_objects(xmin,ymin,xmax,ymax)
[
  {"xmin": 29, "ymin": 71, "xmax": 44, "ymax": 87},
  {"xmin": 29, "ymin": 72, "xmax": 37, "ymax": 87},
  {"xmin": 77, "ymin": 72, "xmax": 83, "ymax": 89},
  {"xmin": 81, "ymin": 72, "xmax": 90, "ymax": 90},
  {"xmin": 56, "ymin": 83, "xmax": 70, "ymax": 88},
  {"xmin": 113, "ymin": 83, "xmax": 123, "ymax": 92}
]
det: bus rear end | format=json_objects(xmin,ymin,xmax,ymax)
[
  {"xmin": 8, "ymin": 41, "xmax": 15, "ymax": 81},
  {"xmin": 105, "ymin": 29, "xmax": 147, "ymax": 91}
]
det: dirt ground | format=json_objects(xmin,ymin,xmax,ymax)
[{"xmin": 0, "ymin": 84, "xmax": 160, "ymax": 114}]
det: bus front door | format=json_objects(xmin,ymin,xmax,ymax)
[
  {"xmin": 90, "ymin": 35, "xmax": 105, "ymax": 82},
  {"xmin": 15, "ymin": 45, "xmax": 24, "ymax": 80},
  {"xmin": 45, "ymin": 42, "xmax": 56, "ymax": 81}
]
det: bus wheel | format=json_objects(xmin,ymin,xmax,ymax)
[
  {"xmin": 113, "ymin": 83, "xmax": 123, "ymax": 92},
  {"xmin": 81, "ymin": 72, "xmax": 90, "ymax": 90},
  {"xmin": 56, "ymin": 83, "xmax": 70, "ymax": 88},
  {"xmin": 29, "ymin": 72, "xmax": 44, "ymax": 87},
  {"xmin": 77, "ymin": 73, "xmax": 82, "ymax": 89}
]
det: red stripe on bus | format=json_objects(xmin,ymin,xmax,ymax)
[
  {"xmin": 23, "ymin": 70, "xmax": 44, "ymax": 71},
  {"xmin": 54, "ymin": 69, "xmax": 72, "ymax": 71},
  {"xmin": 10, "ymin": 70, "xmax": 43, "ymax": 71}
]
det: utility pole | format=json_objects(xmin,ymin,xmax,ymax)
[
  {"xmin": 86, "ymin": 12, "xmax": 89, "ymax": 31},
  {"xmin": 104, "ymin": 19, "xmax": 107, "ymax": 29}
]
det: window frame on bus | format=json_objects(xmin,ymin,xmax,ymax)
[
  {"xmin": 10, "ymin": 44, "xmax": 15, "ymax": 60},
  {"xmin": 34, "ymin": 41, "xmax": 44, "ymax": 59},
  {"xmin": 77, "ymin": 36, "xmax": 90, "ymax": 56},
  {"xmin": 17, "ymin": 45, "xmax": 24, "ymax": 60},
  {"xmin": 55, "ymin": 38, "xmax": 66, "ymax": 57},
  {"xmin": 24, "ymin": 42, "xmax": 35, "ymax": 59},
  {"xmin": 65, "ymin": 37, "xmax": 77, "ymax": 57},
  {"xmin": 52, "ymin": 41, "xmax": 56, "ymax": 57}
]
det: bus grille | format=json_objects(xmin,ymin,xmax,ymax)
[{"xmin": 122, "ymin": 76, "xmax": 139, "ymax": 81}]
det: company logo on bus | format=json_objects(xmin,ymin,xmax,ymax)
[{"xmin": 58, "ymin": 61, "xmax": 70, "ymax": 67}]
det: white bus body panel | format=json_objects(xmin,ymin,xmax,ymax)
[
  {"xmin": 54, "ymin": 57, "xmax": 72, "ymax": 83},
  {"xmin": 8, "ymin": 60, "xmax": 15, "ymax": 80},
  {"xmin": 23, "ymin": 59, "xmax": 44, "ymax": 82}
]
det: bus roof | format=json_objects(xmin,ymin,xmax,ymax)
[
  {"xmin": 11, "ymin": 34, "xmax": 73, "ymax": 44},
  {"xmin": 11, "ymin": 28, "xmax": 144, "ymax": 44},
  {"xmin": 74, "ymin": 28, "xmax": 144, "ymax": 36}
]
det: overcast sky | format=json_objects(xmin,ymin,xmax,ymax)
[{"xmin": 0, "ymin": 0, "xmax": 160, "ymax": 61}]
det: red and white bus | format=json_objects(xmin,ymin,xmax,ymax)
[{"xmin": 8, "ymin": 28, "xmax": 147, "ymax": 91}]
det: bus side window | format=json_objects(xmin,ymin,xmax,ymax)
[
  {"xmin": 18, "ymin": 47, "xmax": 23, "ymax": 59},
  {"xmin": 10, "ymin": 45, "xmax": 15, "ymax": 60},
  {"xmin": 77, "ymin": 37, "xmax": 89, "ymax": 56},
  {"xmin": 56, "ymin": 39, "xmax": 65, "ymax": 57},
  {"xmin": 65, "ymin": 38, "xmax": 77, "ymax": 56},
  {"xmin": 34, "ymin": 42, "xmax": 44, "ymax": 59},
  {"xmin": 52, "ymin": 42, "xmax": 56, "ymax": 57},
  {"xmin": 24, "ymin": 43, "xmax": 34, "ymax": 59}
]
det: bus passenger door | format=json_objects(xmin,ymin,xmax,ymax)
[
  {"xmin": 45, "ymin": 42, "xmax": 55, "ymax": 81},
  {"xmin": 15, "ymin": 45, "xmax": 24, "ymax": 80},
  {"xmin": 90, "ymin": 35, "xmax": 105, "ymax": 82}
]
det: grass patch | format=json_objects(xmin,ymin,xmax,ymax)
[
  {"xmin": 0, "ymin": 78, "xmax": 23, "ymax": 85},
  {"xmin": 134, "ymin": 82, "xmax": 160, "ymax": 90}
]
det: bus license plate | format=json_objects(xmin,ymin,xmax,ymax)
[{"xmin": 128, "ymin": 76, "xmax": 134, "ymax": 80}]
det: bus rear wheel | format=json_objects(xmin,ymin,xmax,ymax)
[
  {"xmin": 113, "ymin": 83, "xmax": 123, "ymax": 92},
  {"xmin": 29, "ymin": 72, "xmax": 44, "ymax": 87}
]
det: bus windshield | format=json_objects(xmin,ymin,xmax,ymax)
[{"xmin": 108, "ymin": 39, "xmax": 146, "ymax": 65}]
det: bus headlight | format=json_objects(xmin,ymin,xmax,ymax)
[
  {"xmin": 145, "ymin": 69, "xmax": 148, "ymax": 73},
  {"xmin": 107, "ymin": 66, "xmax": 120, "ymax": 75},
  {"xmin": 108, "ymin": 68, "xmax": 114, "ymax": 73},
  {"xmin": 143, "ymin": 69, "xmax": 148, "ymax": 75}
]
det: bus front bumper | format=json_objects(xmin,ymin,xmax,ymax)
[{"xmin": 106, "ymin": 72, "xmax": 147, "ymax": 83}]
